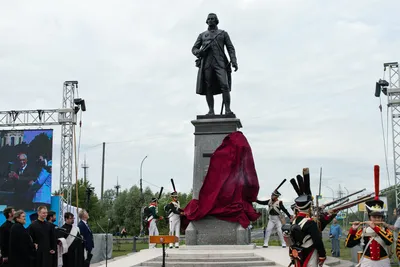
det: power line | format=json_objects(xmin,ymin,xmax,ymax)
[{"xmin": 142, "ymin": 179, "xmax": 162, "ymax": 189}]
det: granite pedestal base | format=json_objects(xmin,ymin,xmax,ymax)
[
  {"xmin": 185, "ymin": 216, "xmax": 251, "ymax": 245},
  {"xmin": 186, "ymin": 115, "xmax": 246, "ymax": 245},
  {"xmin": 190, "ymin": 115, "xmax": 242, "ymax": 200}
]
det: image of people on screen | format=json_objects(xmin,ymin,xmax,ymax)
[{"xmin": 0, "ymin": 130, "xmax": 53, "ymax": 211}]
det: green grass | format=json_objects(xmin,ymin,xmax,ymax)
[
  {"xmin": 322, "ymin": 239, "xmax": 352, "ymax": 261},
  {"xmin": 112, "ymin": 242, "xmax": 148, "ymax": 258}
]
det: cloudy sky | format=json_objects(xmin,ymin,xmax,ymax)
[{"xmin": 1, "ymin": 0, "xmax": 400, "ymax": 208}]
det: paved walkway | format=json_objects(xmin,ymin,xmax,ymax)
[
  {"xmin": 254, "ymin": 246, "xmax": 291, "ymax": 266},
  {"xmin": 92, "ymin": 248, "xmax": 163, "ymax": 267},
  {"xmin": 93, "ymin": 246, "xmax": 353, "ymax": 267}
]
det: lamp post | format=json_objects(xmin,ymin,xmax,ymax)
[
  {"xmin": 325, "ymin": 186, "xmax": 335, "ymax": 200},
  {"xmin": 139, "ymin": 155, "xmax": 148, "ymax": 237},
  {"xmin": 140, "ymin": 155, "xmax": 148, "ymax": 201}
]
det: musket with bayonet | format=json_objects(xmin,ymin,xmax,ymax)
[
  {"xmin": 328, "ymin": 194, "xmax": 375, "ymax": 214},
  {"xmin": 314, "ymin": 188, "xmax": 370, "ymax": 231},
  {"xmin": 320, "ymin": 188, "xmax": 367, "ymax": 209},
  {"xmin": 315, "ymin": 167, "xmax": 322, "ymax": 231},
  {"xmin": 329, "ymin": 197, "xmax": 350, "ymax": 210}
]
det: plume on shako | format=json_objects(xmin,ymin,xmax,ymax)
[
  {"xmin": 290, "ymin": 168, "xmax": 313, "ymax": 212},
  {"xmin": 365, "ymin": 165, "xmax": 384, "ymax": 216}
]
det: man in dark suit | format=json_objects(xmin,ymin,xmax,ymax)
[
  {"xmin": 0, "ymin": 207, "xmax": 15, "ymax": 265},
  {"xmin": 46, "ymin": 210, "xmax": 58, "ymax": 267},
  {"xmin": 78, "ymin": 210, "xmax": 93, "ymax": 267},
  {"xmin": 192, "ymin": 13, "xmax": 238, "ymax": 116},
  {"xmin": 8, "ymin": 153, "xmax": 41, "ymax": 209}
]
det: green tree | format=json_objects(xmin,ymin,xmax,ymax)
[
  {"xmin": 108, "ymin": 185, "xmax": 157, "ymax": 236},
  {"xmin": 55, "ymin": 181, "xmax": 195, "ymax": 236},
  {"xmin": 56, "ymin": 179, "xmax": 104, "ymax": 232},
  {"xmin": 122, "ymin": 186, "xmax": 142, "ymax": 236}
]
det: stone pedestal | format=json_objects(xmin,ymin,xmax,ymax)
[
  {"xmin": 191, "ymin": 115, "xmax": 242, "ymax": 200},
  {"xmin": 185, "ymin": 114, "xmax": 250, "ymax": 245},
  {"xmin": 185, "ymin": 216, "xmax": 251, "ymax": 245}
]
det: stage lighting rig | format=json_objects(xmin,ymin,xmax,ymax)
[
  {"xmin": 73, "ymin": 98, "xmax": 86, "ymax": 113},
  {"xmin": 375, "ymin": 79, "xmax": 389, "ymax": 97}
]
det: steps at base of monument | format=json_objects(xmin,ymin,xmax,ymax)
[
  {"xmin": 134, "ymin": 250, "xmax": 282, "ymax": 267},
  {"xmin": 135, "ymin": 252, "xmax": 278, "ymax": 267},
  {"xmin": 181, "ymin": 245, "xmax": 256, "ymax": 250},
  {"xmin": 137, "ymin": 260, "xmax": 276, "ymax": 266},
  {"xmin": 152, "ymin": 255, "xmax": 266, "ymax": 262}
]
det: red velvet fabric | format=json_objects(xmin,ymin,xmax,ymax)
[{"xmin": 183, "ymin": 131, "xmax": 261, "ymax": 229}]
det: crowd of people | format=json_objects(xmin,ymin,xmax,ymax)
[{"xmin": 0, "ymin": 206, "xmax": 94, "ymax": 267}]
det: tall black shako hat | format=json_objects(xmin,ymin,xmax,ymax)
[
  {"xmin": 365, "ymin": 165, "xmax": 384, "ymax": 217},
  {"xmin": 170, "ymin": 178, "xmax": 178, "ymax": 197},
  {"xmin": 151, "ymin": 186, "xmax": 164, "ymax": 204},
  {"xmin": 272, "ymin": 190, "xmax": 281, "ymax": 197},
  {"xmin": 271, "ymin": 179, "xmax": 287, "ymax": 198},
  {"xmin": 290, "ymin": 168, "xmax": 313, "ymax": 212}
]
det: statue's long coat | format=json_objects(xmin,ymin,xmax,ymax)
[{"xmin": 192, "ymin": 29, "xmax": 237, "ymax": 95}]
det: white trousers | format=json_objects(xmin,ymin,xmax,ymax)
[
  {"xmin": 306, "ymin": 250, "xmax": 318, "ymax": 267},
  {"xmin": 294, "ymin": 250, "xmax": 318, "ymax": 267},
  {"xmin": 264, "ymin": 215, "xmax": 286, "ymax": 246},
  {"xmin": 148, "ymin": 219, "xmax": 159, "ymax": 249},
  {"xmin": 169, "ymin": 214, "xmax": 181, "ymax": 248},
  {"xmin": 359, "ymin": 258, "xmax": 390, "ymax": 267}
]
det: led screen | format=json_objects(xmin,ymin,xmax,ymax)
[{"xmin": 0, "ymin": 129, "xmax": 53, "ymax": 210}]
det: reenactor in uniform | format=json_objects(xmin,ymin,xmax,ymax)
[
  {"xmin": 288, "ymin": 169, "xmax": 326, "ymax": 267},
  {"xmin": 345, "ymin": 165, "xmax": 393, "ymax": 266},
  {"xmin": 165, "ymin": 191, "xmax": 184, "ymax": 248},
  {"xmin": 147, "ymin": 198, "xmax": 163, "ymax": 249},
  {"xmin": 396, "ymin": 231, "xmax": 400, "ymax": 261},
  {"xmin": 256, "ymin": 184, "xmax": 292, "ymax": 248},
  {"xmin": 345, "ymin": 199, "xmax": 393, "ymax": 266}
]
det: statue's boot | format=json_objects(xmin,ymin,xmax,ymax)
[
  {"xmin": 222, "ymin": 91, "xmax": 234, "ymax": 114},
  {"xmin": 225, "ymin": 107, "xmax": 233, "ymax": 115},
  {"xmin": 206, "ymin": 109, "xmax": 215, "ymax": 115},
  {"xmin": 206, "ymin": 93, "xmax": 215, "ymax": 115}
]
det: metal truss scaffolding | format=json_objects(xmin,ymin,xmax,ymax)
[
  {"xmin": 0, "ymin": 110, "xmax": 59, "ymax": 126},
  {"xmin": 59, "ymin": 81, "xmax": 78, "ymax": 225},
  {"xmin": 385, "ymin": 62, "xmax": 400, "ymax": 208},
  {"xmin": 0, "ymin": 81, "xmax": 78, "ymax": 226}
]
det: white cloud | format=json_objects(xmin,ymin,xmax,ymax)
[{"xmin": 0, "ymin": 0, "xmax": 399, "ymax": 206}]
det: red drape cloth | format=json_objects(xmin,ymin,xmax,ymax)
[{"xmin": 183, "ymin": 131, "xmax": 261, "ymax": 229}]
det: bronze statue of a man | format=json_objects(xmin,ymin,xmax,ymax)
[{"xmin": 192, "ymin": 13, "xmax": 238, "ymax": 116}]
